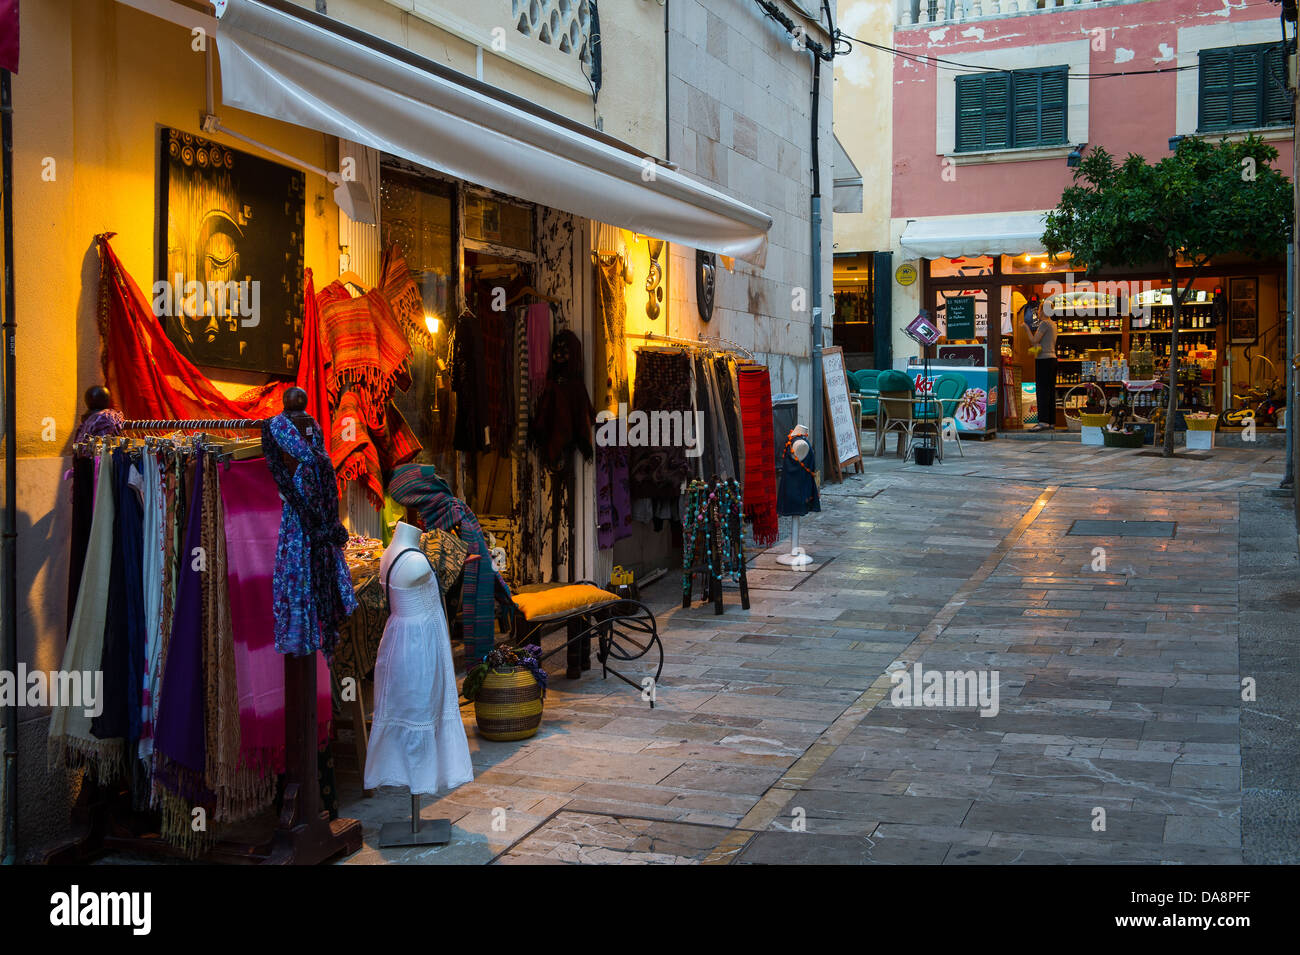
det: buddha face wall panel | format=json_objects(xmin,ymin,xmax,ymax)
[{"xmin": 156, "ymin": 128, "xmax": 305, "ymax": 375}]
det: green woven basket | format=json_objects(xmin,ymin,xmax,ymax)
[{"xmin": 1102, "ymin": 429, "xmax": 1144, "ymax": 449}]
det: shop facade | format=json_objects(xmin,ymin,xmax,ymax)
[
  {"xmin": 877, "ymin": 0, "xmax": 1293, "ymax": 431},
  {"xmin": 1, "ymin": 0, "xmax": 832, "ymax": 860}
]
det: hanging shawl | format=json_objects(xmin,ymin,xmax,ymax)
[
  {"xmin": 317, "ymin": 280, "xmax": 411, "ymax": 429},
  {"xmin": 738, "ymin": 364, "xmax": 778, "ymax": 547},
  {"xmin": 94, "ymin": 234, "xmax": 330, "ymax": 424},
  {"xmin": 49, "ymin": 448, "xmax": 123, "ymax": 779},
  {"xmin": 380, "ymin": 244, "xmax": 437, "ymax": 352},
  {"xmin": 388, "ymin": 464, "xmax": 513, "ymax": 662},
  {"xmin": 262, "ymin": 413, "xmax": 357, "ymax": 656},
  {"xmin": 529, "ymin": 329, "xmax": 596, "ymax": 471}
]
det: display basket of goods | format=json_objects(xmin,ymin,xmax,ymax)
[
  {"xmin": 462, "ymin": 644, "xmax": 547, "ymax": 741},
  {"xmin": 1184, "ymin": 413, "xmax": 1218, "ymax": 450},
  {"xmin": 1080, "ymin": 413, "xmax": 1113, "ymax": 427}
]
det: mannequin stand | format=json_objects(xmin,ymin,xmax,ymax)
[
  {"xmin": 776, "ymin": 515, "xmax": 814, "ymax": 568},
  {"xmin": 378, "ymin": 793, "xmax": 452, "ymax": 848}
]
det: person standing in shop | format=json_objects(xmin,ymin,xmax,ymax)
[{"xmin": 1029, "ymin": 309, "xmax": 1058, "ymax": 431}]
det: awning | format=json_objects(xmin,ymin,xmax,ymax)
[
  {"xmin": 899, "ymin": 212, "xmax": 1049, "ymax": 259},
  {"xmin": 213, "ymin": 0, "xmax": 772, "ymax": 265}
]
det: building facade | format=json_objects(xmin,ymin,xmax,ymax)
[
  {"xmin": 843, "ymin": 0, "xmax": 1293, "ymax": 431},
  {"xmin": 0, "ymin": 0, "xmax": 834, "ymax": 859}
]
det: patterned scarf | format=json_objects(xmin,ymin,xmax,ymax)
[
  {"xmin": 738, "ymin": 363, "xmax": 778, "ymax": 547},
  {"xmin": 388, "ymin": 464, "xmax": 512, "ymax": 662},
  {"xmin": 317, "ymin": 280, "xmax": 411, "ymax": 430},
  {"xmin": 262, "ymin": 413, "xmax": 358, "ymax": 657}
]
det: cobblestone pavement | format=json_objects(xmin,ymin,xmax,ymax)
[{"xmin": 338, "ymin": 437, "xmax": 1298, "ymax": 864}]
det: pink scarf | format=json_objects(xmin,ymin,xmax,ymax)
[{"xmin": 221, "ymin": 458, "xmax": 331, "ymax": 773}]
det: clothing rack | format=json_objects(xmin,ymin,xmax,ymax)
[
  {"xmin": 630, "ymin": 330, "xmax": 756, "ymax": 361},
  {"xmin": 40, "ymin": 388, "xmax": 363, "ymax": 865}
]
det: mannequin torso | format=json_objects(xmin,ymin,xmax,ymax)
[{"xmin": 381, "ymin": 521, "xmax": 432, "ymax": 589}]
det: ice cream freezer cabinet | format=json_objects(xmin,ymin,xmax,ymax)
[{"xmin": 908, "ymin": 364, "xmax": 999, "ymax": 436}]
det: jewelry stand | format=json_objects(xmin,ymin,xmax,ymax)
[
  {"xmin": 378, "ymin": 793, "xmax": 452, "ymax": 848},
  {"xmin": 776, "ymin": 516, "xmax": 813, "ymax": 568}
]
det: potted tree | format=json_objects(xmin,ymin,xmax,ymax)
[{"xmin": 1043, "ymin": 136, "xmax": 1291, "ymax": 457}]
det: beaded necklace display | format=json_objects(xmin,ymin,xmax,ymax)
[
  {"xmin": 682, "ymin": 478, "xmax": 744, "ymax": 599},
  {"xmin": 783, "ymin": 430, "xmax": 815, "ymax": 478}
]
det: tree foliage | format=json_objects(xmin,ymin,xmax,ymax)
[{"xmin": 1044, "ymin": 135, "xmax": 1292, "ymax": 273}]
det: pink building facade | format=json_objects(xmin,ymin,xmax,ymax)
[{"xmin": 882, "ymin": 0, "xmax": 1294, "ymax": 383}]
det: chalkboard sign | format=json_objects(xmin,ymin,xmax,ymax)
[
  {"xmin": 946, "ymin": 296, "xmax": 976, "ymax": 339},
  {"xmin": 821, "ymin": 346, "xmax": 862, "ymax": 476}
]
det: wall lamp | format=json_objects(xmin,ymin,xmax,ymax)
[{"xmin": 1066, "ymin": 143, "xmax": 1087, "ymax": 167}]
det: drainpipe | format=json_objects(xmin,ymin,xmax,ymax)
[
  {"xmin": 2, "ymin": 67, "xmax": 17, "ymax": 866},
  {"xmin": 810, "ymin": 55, "xmax": 824, "ymax": 478},
  {"xmin": 1286, "ymin": 240, "xmax": 1294, "ymax": 489}
]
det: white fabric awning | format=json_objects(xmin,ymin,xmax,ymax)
[
  {"xmin": 900, "ymin": 212, "xmax": 1049, "ymax": 259},
  {"xmin": 213, "ymin": 0, "xmax": 772, "ymax": 264}
]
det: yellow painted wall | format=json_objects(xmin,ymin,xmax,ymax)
[
  {"xmin": 14, "ymin": 0, "xmax": 341, "ymax": 457},
  {"xmin": 831, "ymin": 0, "xmax": 892, "ymax": 256}
]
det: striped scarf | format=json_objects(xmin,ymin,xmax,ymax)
[{"xmin": 388, "ymin": 464, "xmax": 512, "ymax": 662}]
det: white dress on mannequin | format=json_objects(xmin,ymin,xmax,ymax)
[{"xmin": 364, "ymin": 542, "xmax": 473, "ymax": 795}]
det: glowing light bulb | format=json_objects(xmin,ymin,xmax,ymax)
[{"xmin": 424, "ymin": 313, "xmax": 440, "ymax": 335}]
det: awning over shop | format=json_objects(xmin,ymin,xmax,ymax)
[
  {"xmin": 899, "ymin": 212, "xmax": 1049, "ymax": 260},
  {"xmin": 213, "ymin": 0, "xmax": 772, "ymax": 265}
]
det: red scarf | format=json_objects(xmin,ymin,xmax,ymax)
[
  {"xmin": 738, "ymin": 364, "xmax": 778, "ymax": 547},
  {"xmin": 95, "ymin": 234, "xmax": 329, "ymax": 425}
]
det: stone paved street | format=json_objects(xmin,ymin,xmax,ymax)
[{"xmin": 338, "ymin": 438, "xmax": 1300, "ymax": 865}]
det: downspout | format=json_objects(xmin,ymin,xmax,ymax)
[
  {"xmin": 2, "ymin": 67, "xmax": 17, "ymax": 865},
  {"xmin": 810, "ymin": 55, "xmax": 824, "ymax": 479},
  {"xmin": 664, "ymin": 0, "xmax": 670, "ymax": 163}
]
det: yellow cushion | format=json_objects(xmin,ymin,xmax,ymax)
[{"xmin": 512, "ymin": 584, "xmax": 619, "ymax": 622}]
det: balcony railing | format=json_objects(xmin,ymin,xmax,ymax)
[{"xmin": 898, "ymin": 0, "xmax": 1100, "ymax": 27}]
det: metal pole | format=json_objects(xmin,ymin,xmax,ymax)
[
  {"xmin": 1284, "ymin": 241, "xmax": 1294, "ymax": 489},
  {"xmin": 2, "ymin": 67, "xmax": 18, "ymax": 865},
  {"xmin": 809, "ymin": 57, "xmax": 824, "ymax": 480}
]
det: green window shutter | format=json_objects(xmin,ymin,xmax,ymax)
[
  {"xmin": 956, "ymin": 74, "xmax": 985, "ymax": 152},
  {"xmin": 1012, "ymin": 70, "xmax": 1042, "ymax": 147},
  {"xmin": 1039, "ymin": 67, "xmax": 1068, "ymax": 145},
  {"xmin": 983, "ymin": 73, "xmax": 1010, "ymax": 149},
  {"xmin": 1199, "ymin": 48, "xmax": 1232, "ymax": 131},
  {"xmin": 1263, "ymin": 44, "xmax": 1290, "ymax": 126},
  {"xmin": 1229, "ymin": 46, "xmax": 1261, "ymax": 127}
]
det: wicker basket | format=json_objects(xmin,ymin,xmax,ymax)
[
  {"xmin": 1184, "ymin": 415, "xmax": 1219, "ymax": 432},
  {"xmin": 1102, "ymin": 429, "xmax": 1144, "ymax": 449},
  {"xmin": 473, "ymin": 666, "xmax": 543, "ymax": 741},
  {"xmin": 1079, "ymin": 413, "xmax": 1112, "ymax": 427}
]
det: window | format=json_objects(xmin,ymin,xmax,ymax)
[
  {"xmin": 1198, "ymin": 43, "xmax": 1290, "ymax": 132},
  {"xmin": 955, "ymin": 67, "xmax": 1067, "ymax": 153}
]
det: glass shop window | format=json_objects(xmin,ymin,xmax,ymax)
[{"xmin": 464, "ymin": 194, "xmax": 534, "ymax": 252}]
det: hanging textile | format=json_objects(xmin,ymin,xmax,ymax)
[
  {"xmin": 738, "ymin": 363, "xmax": 778, "ymax": 546},
  {"xmin": 316, "ymin": 280, "xmax": 412, "ymax": 430},
  {"xmin": 595, "ymin": 445, "xmax": 632, "ymax": 551},
  {"xmin": 95, "ymin": 235, "xmax": 332, "ymax": 424},
  {"xmin": 137, "ymin": 452, "xmax": 165, "ymax": 763},
  {"xmin": 380, "ymin": 244, "xmax": 437, "ymax": 352},
  {"xmin": 64, "ymin": 455, "xmax": 95, "ymax": 637},
  {"xmin": 529, "ymin": 329, "xmax": 596, "ymax": 472},
  {"xmin": 388, "ymin": 464, "xmax": 513, "ymax": 662},
  {"xmin": 49, "ymin": 448, "xmax": 123, "ymax": 780},
  {"xmin": 451, "ymin": 310, "xmax": 491, "ymax": 452},
  {"xmin": 480, "ymin": 299, "xmax": 514, "ymax": 450},
  {"xmin": 594, "ymin": 256, "xmax": 629, "ymax": 413},
  {"xmin": 221, "ymin": 457, "xmax": 331, "ymax": 774},
  {"xmin": 716, "ymin": 356, "xmax": 745, "ymax": 485},
  {"xmin": 525, "ymin": 303, "xmax": 551, "ymax": 407},
  {"xmin": 263, "ymin": 413, "xmax": 358, "ymax": 657},
  {"xmin": 92, "ymin": 449, "xmax": 146, "ymax": 746},
  {"xmin": 628, "ymin": 348, "xmax": 692, "ymax": 508},
  {"xmin": 151, "ymin": 453, "xmax": 213, "ymax": 850}
]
